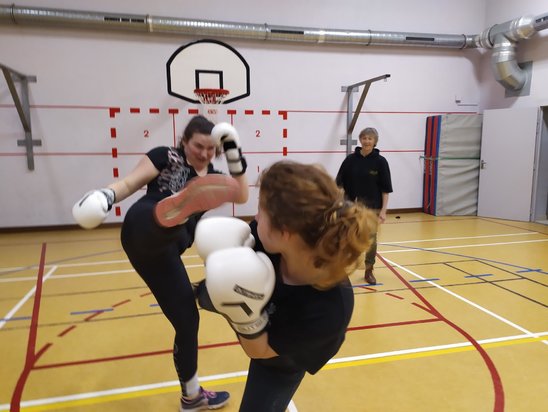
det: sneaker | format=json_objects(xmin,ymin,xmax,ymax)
[
  {"xmin": 154, "ymin": 174, "xmax": 240, "ymax": 228},
  {"xmin": 180, "ymin": 387, "xmax": 230, "ymax": 411},
  {"xmin": 364, "ymin": 268, "xmax": 377, "ymax": 285}
]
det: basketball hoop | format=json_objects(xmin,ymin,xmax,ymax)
[
  {"xmin": 194, "ymin": 88, "xmax": 229, "ymax": 104},
  {"xmin": 194, "ymin": 88, "xmax": 229, "ymax": 120}
]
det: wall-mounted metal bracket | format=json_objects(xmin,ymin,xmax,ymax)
[
  {"xmin": 1, "ymin": 63, "xmax": 40, "ymax": 170},
  {"xmin": 341, "ymin": 74, "xmax": 390, "ymax": 154}
]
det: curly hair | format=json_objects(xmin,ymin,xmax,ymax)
[{"xmin": 259, "ymin": 161, "xmax": 377, "ymax": 289}]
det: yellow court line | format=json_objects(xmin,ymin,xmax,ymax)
[
  {"xmin": 323, "ymin": 335, "xmax": 546, "ymax": 371},
  {"xmin": 19, "ymin": 335, "xmax": 546, "ymax": 411}
]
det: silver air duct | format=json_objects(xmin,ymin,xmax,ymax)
[{"xmin": 1, "ymin": 4, "xmax": 547, "ymax": 91}]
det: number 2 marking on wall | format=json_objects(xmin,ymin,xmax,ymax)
[
  {"xmin": 256, "ymin": 130, "xmax": 261, "ymax": 138},
  {"xmin": 144, "ymin": 130, "xmax": 149, "ymax": 138}
]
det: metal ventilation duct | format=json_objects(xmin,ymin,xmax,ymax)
[{"xmin": 1, "ymin": 4, "xmax": 547, "ymax": 91}]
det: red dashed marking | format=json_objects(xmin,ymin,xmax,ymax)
[
  {"xmin": 278, "ymin": 110, "xmax": 288, "ymax": 120},
  {"xmin": 110, "ymin": 128, "xmax": 117, "ymax": 138},
  {"xmin": 115, "ymin": 206, "xmax": 121, "ymax": 216},
  {"xmin": 111, "ymin": 148, "xmax": 118, "ymax": 158},
  {"xmin": 385, "ymin": 292, "xmax": 404, "ymax": 300},
  {"xmin": 188, "ymin": 108, "xmax": 199, "ymax": 114},
  {"xmin": 357, "ymin": 285, "xmax": 377, "ymax": 291},
  {"xmin": 140, "ymin": 292, "xmax": 153, "ymax": 297},
  {"xmin": 58, "ymin": 325, "xmax": 76, "ymax": 338},
  {"xmin": 282, "ymin": 129, "xmax": 287, "ymax": 138},
  {"xmin": 130, "ymin": 108, "xmax": 140, "ymax": 114},
  {"xmin": 244, "ymin": 110, "xmax": 254, "ymax": 115},
  {"xmin": 168, "ymin": 108, "xmax": 180, "ymax": 115},
  {"xmin": 109, "ymin": 107, "xmax": 120, "ymax": 118},
  {"xmin": 282, "ymin": 147, "xmax": 288, "ymax": 156},
  {"xmin": 112, "ymin": 299, "xmax": 131, "ymax": 308},
  {"xmin": 113, "ymin": 168, "xmax": 119, "ymax": 178},
  {"xmin": 262, "ymin": 110, "xmax": 271, "ymax": 115},
  {"xmin": 84, "ymin": 311, "xmax": 105, "ymax": 322},
  {"xmin": 149, "ymin": 108, "xmax": 160, "ymax": 114},
  {"xmin": 227, "ymin": 109, "xmax": 237, "ymax": 115},
  {"xmin": 412, "ymin": 302, "xmax": 434, "ymax": 313}
]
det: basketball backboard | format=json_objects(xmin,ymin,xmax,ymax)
[{"xmin": 167, "ymin": 39, "xmax": 250, "ymax": 104}]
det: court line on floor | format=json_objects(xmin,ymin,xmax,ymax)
[
  {"xmin": 382, "ymin": 231, "xmax": 539, "ymax": 245},
  {"xmin": 377, "ymin": 254, "xmax": 505, "ymax": 411},
  {"xmin": 10, "ymin": 243, "xmax": 51, "ymax": 412},
  {"xmin": 382, "ymin": 256, "xmax": 548, "ymax": 346},
  {"xmin": 2, "ymin": 331, "xmax": 545, "ymax": 411},
  {"xmin": 0, "ymin": 266, "xmax": 57, "ymax": 330},
  {"xmin": 382, "ymin": 238, "xmax": 548, "ymax": 254},
  {"xmin": 1, "ymin": 231, "xmax": 542, "ymax": 275}
]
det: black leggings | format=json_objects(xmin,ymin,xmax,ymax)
[
  {"xmin": 121, "ymin": 196, "xmax": 200, "ymax": 387},
  {"xmin": 239, "ymin": 358, "xmax": 306, "ymax": 412}
]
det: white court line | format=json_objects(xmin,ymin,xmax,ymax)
[
  {"xmin": 382, "ymin": 238, "xmax": 548, "ymax": 253},
  {"xmin": 0, "ymin": 256, "xmax": 202, "ymax": 274},
  {"xmin": 329, "ymin": 331, "xmax": 548, "ymax": 364},
  {"xmin": 1, "ymin": 331, "xmax": 544, "ymax": 411},
  {"xmin": 0, "ymin": 264, "xmax": 206, "ymax": 284},
  {"xmin": 0, "ymin": 265, "xmax": 57, "ymax": 330},
  {"xmin": 382, "ymin": 231, "xmax": 538, "ymax": 245},
  {"xmin": 383, "ymin": 256, "xmax": 548, "ymax": 345}
]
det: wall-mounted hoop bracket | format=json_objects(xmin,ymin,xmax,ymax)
[
  {"xmin": 341, "ymin": 74, "xmax": 390, "ymax": 154},
  {"xmin": 1, "ymin": 63, "xmax": 40, "ymax": 170}
]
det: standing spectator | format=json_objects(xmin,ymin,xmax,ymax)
[{"xmin": 336, "ymin": 127, "xmax": 393, "ymax": 284}]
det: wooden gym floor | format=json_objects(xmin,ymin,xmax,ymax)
[{"xmin": 1, "ymin": 212, "xmax": 547, "ymax": 412}]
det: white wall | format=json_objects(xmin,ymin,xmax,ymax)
[{"xmin": 4, "ymin": 0, "xmax": 543, "ymax": 228}]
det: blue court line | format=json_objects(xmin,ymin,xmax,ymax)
[
  {"xmin": 70, "ymin": 308, "xmax": 114, "ymax": 315},
  {"xmin": 380, "ymin": 243, "xmax": 548, "ymax": 274},
  {"xmin": 0, "ymin": 316, "xmax": 32, "ymax": 322},
  {"xmin": 409, "ymin": 278, "xmax": 440, "ymax": 283},
  {"xmin": 149, "ymin": 303, "xmax": 159, "ymax": 307},
  {"xmin": 516, "ymin": 268, "xmax": 543, "ymax": 273},
  {"xmin": 465, "ymin": 274, "xmax": 494, "ymax": 278},
  {"xmin": 352, "ymin": 283, "xmax": 384, "ymax": 288}
]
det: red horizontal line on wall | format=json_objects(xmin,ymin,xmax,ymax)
[
  {"xmin": 283, "ymin": 110, "xmax": 478, "ymax": 115},
  {"xmin": 0, "ymin": 104, "xmax": 112, "ymax": 110},
  {"xmin": 0, "ymin": 104, "xmax": 478, "ymax": 116},
  {"xmin": 0, "ymin": 149, "xmax": 423, "ymax": 157}
]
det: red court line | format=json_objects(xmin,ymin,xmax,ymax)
[
  {"xmin": 33, "ymin": 316, "xmax": 439, "ymax": 371},
  {"xmin": 348, "ymin": 318, "xmax": 440, "ymax": 332},
  {"xmin": 376, "ymin": 253, "xmax": 504, "ymax": 412},
  {"xmin": 385, "ymin": 292, "xmax": 404, "ymax": 300},
  {"xmin": 10, "ymin": 243, "xmax": 49, "ymax": 412},
  {"xmin": 58, "ymin": 325, "xmax": 77, "ymax": 337},
  {"xmin": 34, "ymin": 341, "xmax": 241, "ymax": 370}
]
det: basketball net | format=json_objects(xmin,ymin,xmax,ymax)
[{"xmin": 194, "ymin": 88, "xmax": 229, "ymax": 122}]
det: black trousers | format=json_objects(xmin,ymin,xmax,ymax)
[
  {"xmin": 120, "ymin": 196, "xmax": 200, "ymax": 390},
  {"xmin": 239, "ymin": 358, "xmax": 306, "ymax": 412}
]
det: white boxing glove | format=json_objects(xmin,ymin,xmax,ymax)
[
  {"xmin": 72, "ymin": 188, "xmax": 115, "ymax": 229},
  {"xmin": 211, "ymin": 122, "xmax": 247, "ymax": 176},
  {"xmin": 195, "ymin": 216, "xmax": 255, "ymax": 261},
  {"xmin": 200, "ymin": 246, "xmax": 275, "ymax": 338}
]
